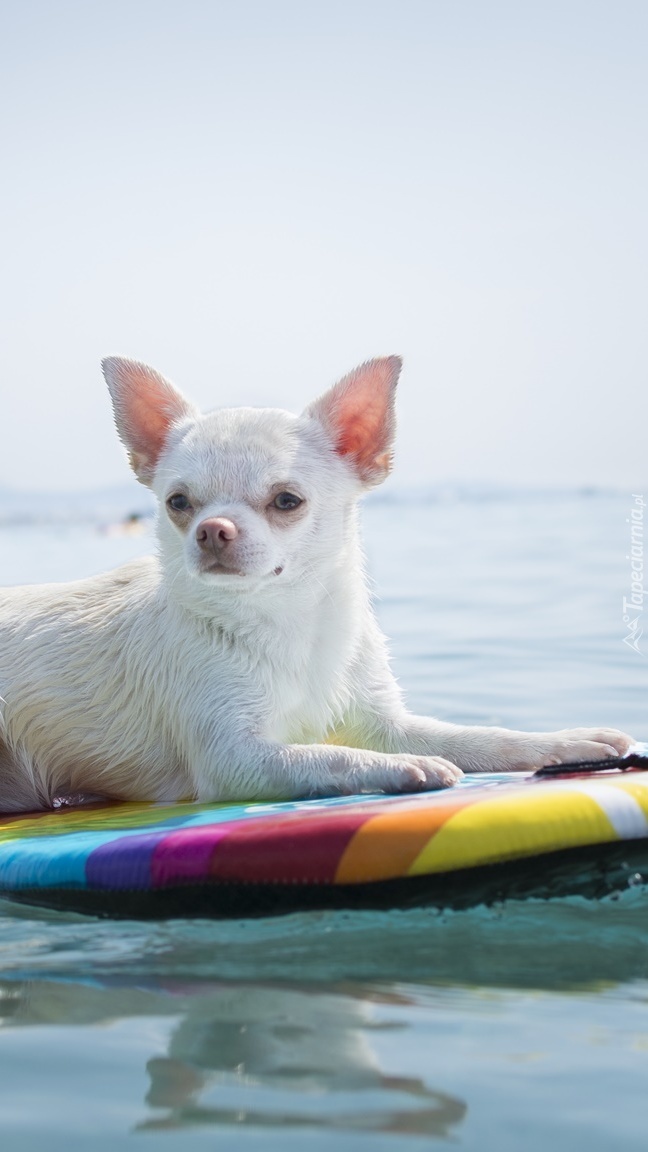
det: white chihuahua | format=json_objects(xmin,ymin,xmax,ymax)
[{"xmin": 0, "ymin": 356, "xmax": 632, "ymax": 811}]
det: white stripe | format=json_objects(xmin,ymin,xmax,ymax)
[{"xmin": 565, "ymin": 781, "xmax": 648, "ymax": 840}]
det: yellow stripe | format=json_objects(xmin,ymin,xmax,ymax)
[{"xmin": 408, "ymin": 789, "xmax": 618, "ymax": 875}]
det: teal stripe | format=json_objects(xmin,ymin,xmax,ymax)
[{"xmin": 0, "ymin": 830, "xmax": 121, "ymax": 889}]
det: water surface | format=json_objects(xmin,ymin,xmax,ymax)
[{"xmin": 1, "ymin": 490, "xmax": 647, "ymax": 1149}]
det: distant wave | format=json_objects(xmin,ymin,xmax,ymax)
[{"xmin": 0, "ymin": 484, "xmax": 155, "ymax": 527}]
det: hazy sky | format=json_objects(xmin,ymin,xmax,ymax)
[{"xmin": 1, "ymin": 0, "xmax": 646, "ymax": 493}]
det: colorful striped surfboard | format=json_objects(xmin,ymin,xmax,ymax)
[{"xmin": 1, "ymin": 768, "xmax": 648, "ymax": 917}]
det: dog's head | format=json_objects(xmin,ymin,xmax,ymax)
[{"xmin": 102, "ymin": 355, "xmax": 401, "ymax": 593}]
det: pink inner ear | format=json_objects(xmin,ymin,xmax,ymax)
[
  {"xmin": 336, "ymin": 386, "xmax": 394, "ymax": 470},
  {"xmin": 126, "ymin": 374, "xmax": 181, "ymax": 464},
  {"xmin": 318, "ymin": 356, "xmax": 401, "ymax": 481},
  {"xmin": 103, "ymin": 358, "xmax": 195, "ymax": 479}
]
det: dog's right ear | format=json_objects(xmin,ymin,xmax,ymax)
[{"xmin": 102, "ymin": 358, "xmax": 198, "ymax": 486}]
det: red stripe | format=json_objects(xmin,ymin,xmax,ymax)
[{"xmin": 208, "ymin": 810, "xmax": 370, "ymax": 884}]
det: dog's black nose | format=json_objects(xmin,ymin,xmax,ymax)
[{"xmin": 195, "ymin": 517, "xmax": 239, "ymax": 553}]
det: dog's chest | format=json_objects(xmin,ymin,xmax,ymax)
[
  {"xmin": 232, "ymin": 605, "xmax": 357, "ymax": 744},
  {"xmin": 264, "ymin": 658, "xmax": 342, "ymax": 743}
]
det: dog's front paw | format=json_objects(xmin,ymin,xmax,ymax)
[
  {"xmin": 494, "ymin": 727, "xmax": 634, "ymax": 771},
  {"xmin": 359, "ymin": 754, "xmax": 464, "ymax": 794},
  {"xmin": 533, "ymin": 727, "xmax": 634, "ymax": 768}
]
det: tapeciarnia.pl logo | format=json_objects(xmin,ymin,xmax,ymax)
[{"xmin": 623, "ymin": 493, "xmax": 645, "ymax": 655}]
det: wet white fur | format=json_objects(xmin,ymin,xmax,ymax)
[{"xmin": 0, "ymin": 358, "xmax": 632, "ymax": 811}]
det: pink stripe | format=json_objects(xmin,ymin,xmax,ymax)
[{"xmin": 150, "ymin": 825, "xmax": 235, "ymax": 887}]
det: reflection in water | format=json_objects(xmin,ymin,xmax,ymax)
[
  {"xmin": 2, "ymin": 889, "xmax": 648, "ymax": 1143},
  {"xmin": 1, "ymin": 896, "xmax": 648, "ymax": 1146},
  {"xmin": 0, "ymin": 977, "xmax": 466, "ymax": 1138}
]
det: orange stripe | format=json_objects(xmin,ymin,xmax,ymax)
[{"xmin": 334, "ymin": 795, "xmax": 478, "ymax": 883}]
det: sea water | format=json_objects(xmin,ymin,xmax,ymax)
[{"xmin": 1, "ymin": 489, "xmax": 647, "ymax": 1151}]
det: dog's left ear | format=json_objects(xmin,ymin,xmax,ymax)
[{"xmin": 306, "ymin": 356, "xmax": 401, "ymax": 485}]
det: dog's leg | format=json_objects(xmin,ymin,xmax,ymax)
[
  {"xmin": 364, "ymin": 715, "xmax": 634, "ymax": 773},
  {"xmin": 187, "ymin": 735, "xmax": 464, "ymax": 801},
  {"xmin": 335, "ymin": 625, "xmax": 634, "ymax": 773}
]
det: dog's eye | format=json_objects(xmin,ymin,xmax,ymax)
[
  {"xmin": 273, "ymin": 492, "xmax": 302, "ymax": 511},
  {"xmin": 167, "ymin": 493, "xmax": 191, "ymax": 512}
]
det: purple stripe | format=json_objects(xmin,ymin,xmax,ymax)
[
  {"xmin": 150, "ymin": 825, "xmax": 236, "ymax": 888},
  {"xmin": 85, "ymin": 831, "xmax": 168, "ymax": 889}
]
